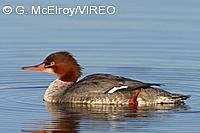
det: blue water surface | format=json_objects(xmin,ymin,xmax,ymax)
[{"xmin": 0, "ymin": 0, "xmax": 200, "ymax": 133}]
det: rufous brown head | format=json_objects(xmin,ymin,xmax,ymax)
[{"xmin": 22, "ymin": 51, "xmax": 82, "ymax": 82}]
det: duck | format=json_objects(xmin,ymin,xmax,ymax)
[{"xmin": 21, "ymin": 51, "xmax": 190, "ymax": 106}]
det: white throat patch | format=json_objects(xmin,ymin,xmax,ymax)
[{"xmin": 44, "ymin": 68, "xmax": 55, "ymax": 74}]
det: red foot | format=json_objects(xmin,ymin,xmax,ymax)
[
  {"xmin": 129, "ymin": 96, "xmax": 136, "ymax": 104},
  {"xmin": 128, "ymin": 89, "xmax": 141, "ymax": 105}
]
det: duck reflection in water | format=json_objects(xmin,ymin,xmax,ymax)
[{"xmin": 22, "ymin": 103, "xmax": 189, "ymax": 133}]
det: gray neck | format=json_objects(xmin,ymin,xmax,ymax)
[{"xmin": 44, "ymin": 79, "xmax": 73, "ymax": 103}]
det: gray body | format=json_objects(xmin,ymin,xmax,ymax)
[{"xmin": 44, "ymin": 74, "xmax": 190, "ymax": 105}]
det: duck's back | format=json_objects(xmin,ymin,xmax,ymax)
[{"xmin": 68, "ymin": 74, "xmax": 152, "ymax": 94}]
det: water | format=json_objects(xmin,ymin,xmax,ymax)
[{"xmin": 0, "ymin": 0, "xmax": 200, "ymax": 132}]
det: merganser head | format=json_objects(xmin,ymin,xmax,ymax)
[{"xmin": 22, "ymin": 51, "xmax": 82, "ymax": 82}]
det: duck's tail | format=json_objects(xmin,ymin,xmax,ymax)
[
  {"xmin": 172, "ymin": 94, "xmax": 191, "ymax": 101},
  {"xmin": 138, "ymin": 88, "xmax": 191, "ymax": 104},
  {"xmin": 161, "ymin": 93, "xmax": 191, "ymax": 104}
]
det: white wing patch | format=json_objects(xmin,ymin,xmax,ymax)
[{"xmin": 107, "ymin": 86, "xmax": 128, "ymax": 94}]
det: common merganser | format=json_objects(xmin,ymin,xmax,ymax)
[{"xmin": 22, "ymin": 51, "xmax": 190, "ymax": 105}]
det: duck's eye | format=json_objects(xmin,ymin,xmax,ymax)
[
  {"xmin": 50, "ymin": 62, "xmax": 55, "ymax": 66},
  {"xmin": 45, "ymin": 61, "xmax": 55, "ymax": 68}
]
